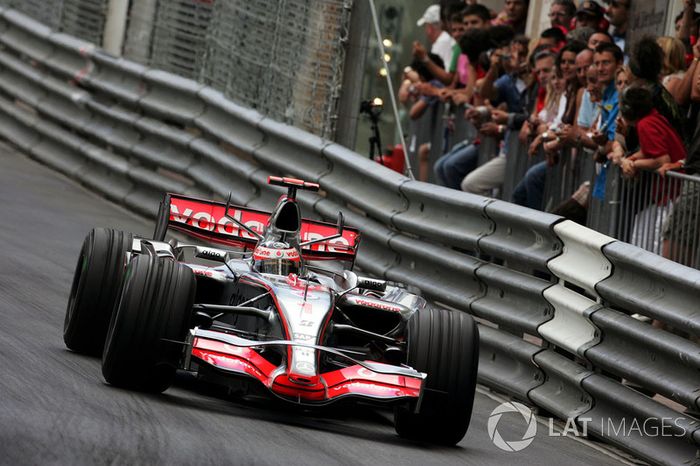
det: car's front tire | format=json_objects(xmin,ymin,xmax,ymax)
[
  {"xmin": 63, "ymin": 228, "xmax": 133, "ymax": 355},
  {"xmin": 102, "ymin": 255, "xmax": 195, "ymax": 393},
  {"xmin": 394, "ymin": 307, "xmax": 479, "ymax": 445}
]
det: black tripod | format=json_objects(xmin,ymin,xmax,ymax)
[{"xmin": 360, "ymin": 99, "xmax": 383, "ymax": 161}]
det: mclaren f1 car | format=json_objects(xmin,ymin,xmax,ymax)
[{"xmin": 63, "ymin": 176, "xmax": 479, "ymax": 445}]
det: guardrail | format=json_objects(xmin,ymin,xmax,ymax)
[{"xmin": 0, "ymin": 8, "xmax": 697, "ymax": 465}]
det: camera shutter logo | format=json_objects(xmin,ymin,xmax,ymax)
[{"xmin": 487, "ymin": 402, "xmax": 538, "ymax": 452}]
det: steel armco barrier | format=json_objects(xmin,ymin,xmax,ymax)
[{"xmin": 0, "ymin": 9, "xmax": 697, "ymax": 465}]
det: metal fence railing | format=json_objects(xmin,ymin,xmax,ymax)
[
  {"xmin": 542, "ymin": 146, "xmax": 596, "ymax": 213},
  {"xmin": 599, "ymin": 168, "xmax": 700, "ymax": 269}
]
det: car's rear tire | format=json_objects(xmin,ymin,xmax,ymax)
[
  {"xmin": 63, "ymin": 228, "xmax": 133, "ymax": 355},
  {"xmin": 102, "ymin": 255, "xmax": 195, "ymax": 393},
  {"xmin": 394, "ymin": 307, "xmax": 479, "ymax": 445}
]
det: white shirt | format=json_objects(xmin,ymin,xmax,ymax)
[
  {"xmin": 431, "ymin": 31, "xmax": 455, "ymax": 70},
  {"xmin": 538, "ymin": 94, "xmax": 568, "ymax": 128}
]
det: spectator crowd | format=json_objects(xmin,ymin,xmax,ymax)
[{"xmin": 399, "ymin": 0, "xmax": 700, "ymax": 266}]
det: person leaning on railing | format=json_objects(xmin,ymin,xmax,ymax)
[
  {"xmin": 457, "ymin": 44, "xmax": 547, "ymax": 196},
  {"xmin": 400, "ymin": 53, "xmax": 446, "ymax": 182},
  {"xmin": 659, "ymin": 39, "xmax": 700, "ymax": 176},
  {"xmin": 616, "ymin": 86, "xmax": 686, "ymax": 179},
  {"xmin": 434, "ymin": 33, "xmax": 529, "ymax": 190},
  {"xmin": 615, "ymin": 86, "xmax": 687, "ymax": 259},
  {"xmin": 513, "ymin": 42, "xmax": 586, "ymax": 210},
  {"xmin": 656, "ymin": 37, "xmax": 700, "ymax": 266}
]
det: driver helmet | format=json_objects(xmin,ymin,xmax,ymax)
[{"xmin": 252, "ymin": 241, "xmax": 301, "ymax": 275}]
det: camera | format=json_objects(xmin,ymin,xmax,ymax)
[{"xmin": 360, "ymin": 98, "xmax": 384, "ymax": 118}]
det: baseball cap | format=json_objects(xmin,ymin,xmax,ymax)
[
  {"xmin": 576, "ymin": 0, "xmax": 604, "ymax": 18},
  {"xmin": 417, "ymin": 4, "xmax": 441, "ymax": 26}
]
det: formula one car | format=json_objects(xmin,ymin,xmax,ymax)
[{"xmin": 63, "ymin": 176, "xmax": 479, "ymax": 444}]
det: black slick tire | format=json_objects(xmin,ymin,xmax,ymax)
[
  {"xmin": 63, "ymin": 228, "xmax": 133, "ymax": 355},
  {"xmin": 102, "ymin": 255, "xmax": 195, "ymax": 393},
  {"xmin": 394, "ymin": 307, "xmax": 479, "ymax": 445}
]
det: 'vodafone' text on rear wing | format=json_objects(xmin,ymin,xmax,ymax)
[{"xmin": 154, "ymin": 194, "xmax": 360, "ymax": 261}]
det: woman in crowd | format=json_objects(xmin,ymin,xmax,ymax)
[
  {"xmin": 617, "ymin": 86, "xmax": 687, "ymax": 252},
  {"xmin": 607, "ymin": 66, "xmax": 633, "ymax": 166},
  {"xmin": 534, "ymin": 41, "xmax": 586, "ymax": 155},
  {"xmin": 399, "ymin": 53, "xmax": 446, "ymax": 182},
  {"xmin": 628, "ymin": 36, "xmax": 685, "ymax": 142},
  {"xmin": 618, "ymin": 86, "xmax": 686, "ymax": 179},
  {"xmin": 657, "ymin": 36, "xmax": 688, "ymax": 102},
  {"xmin": 433, "ymin": 28, "xmax": 512, "ymax": 189},
  {"xmin": 527, "ymin": 65, "xmax": 567, "ymax": 157}
]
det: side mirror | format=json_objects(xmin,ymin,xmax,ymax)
[
  {"xmin": 194, "ymin": 246, "xmax": 228, "ymax": 263},
  {"xmin": 357, "ymin": 276, "xmax": 387, "ymax": 292}
]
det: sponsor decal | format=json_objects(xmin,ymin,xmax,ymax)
[
  {"xmin": 252, "ymin": 246, "xmax": 301, "ymax": 261},
  {"xmin": 357, "ymin": 367, "xmax": 377, "ymax": 379},
  {"xmin": 358, "ymin": 278, "xmax": 386, "ymax": 290},
  {"xmin": 354, "ymin": 298, "xmax": 402, "ymax": 313},
  {"xmin": 294, "ymin": 361, "xmax": 315, "ymax": 374},
  {"xmin": 169, "ymin": 196, "xmax": 358, "ymax": 255},
  {"xmin": 196, "ymin": 247, "xmax": 226, "ymax": 261},
  {"xmin": 292, "ymin": 333, "xmax": 315, "ymax": 341},
  {"xmin": 189, "ymin": 265, "xmax": 228, "ymax": 281},
  {"xmin": 170, "ymin": 201, "xmax": 265, "ymax": 239},
  {"xmin": 192, "ymin": 268, "xmax": 213, "ymax": 277}
]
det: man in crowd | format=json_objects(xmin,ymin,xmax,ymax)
[
  {"xmin": 574, "ymin": 1, "xmax": 607, "ymax": 31},
  {"xmin": 413, "ymin": 4, "xmax": 456, "ymax": 86},
  {"xmin": 434, "ymin": 36, "xmax": 530, "ymax": 189},
  {"xmin": 549, "ymin": 0, "xmax": 576, "ymax": 31},
  {"xmin": 463, "ymin": 3, "xmax": 492, "ymax": 30},
  {"xmin": 442, "ymin": 4, "xmax": 492, "ymax": 87},
  {"xmin": 606, "ymin": 0, "xmax": 630, "ymax": 53},
  {"xmin": 459, "ymin": 47, "xmax": 551, "ymax": 196},
  {"xmin": 493, "ymin": 0, "xmax": 529, "ymax": 34},
  {"xmin": 512, "ymin": 44, "xmax": 623, "ymax": 210}
]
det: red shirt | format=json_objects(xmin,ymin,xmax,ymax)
[
  {"xmin": 637, "ymin": 109, "xmax": 686, "ymax": 205},
  {"xmin": 637, "ymin": 109, "xmax": 686, "ymax": 162}
]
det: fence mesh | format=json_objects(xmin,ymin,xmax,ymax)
[
  {"xmin": 2, "ymin": 0, "xmax": 352, "ymax": 139},
  {"xmin": 60, "ymin": 0, "xmax": 109, "ymax": 46},
  {"xmin": 0, "ymin": 0, "xmax": 64, "ymax": 30},
  {"xmin": 149, "ymin": 0, "xmax": 214, "ymax": 80},
  {"xmin": 200, "ymin": 0, "xmax": 352, "ymax": 138}
]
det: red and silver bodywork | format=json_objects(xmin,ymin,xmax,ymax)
[{"xmin": 148, "ymin": 177, "xmax": 426, "ymax": 406}]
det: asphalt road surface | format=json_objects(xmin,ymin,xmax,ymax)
[{"xmin": 0, "ymin": 143, "xmax": 632, "ymax": 465}]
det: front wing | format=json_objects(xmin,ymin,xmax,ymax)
[{"xmin": 186, "ymin": 329, "xmax": 425, "ymax": 405}]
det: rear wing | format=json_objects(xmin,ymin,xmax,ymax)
[{"xmin": 155, "ymin": 194, "xmax": 361, "ymax": 261}]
